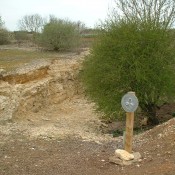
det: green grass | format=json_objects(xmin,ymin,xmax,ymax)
[{"xmin": 0, "ymin": 49, "xmax": 61, "ymax": 71}]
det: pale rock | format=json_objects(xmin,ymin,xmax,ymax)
[
  {"xmin": 123, "ymin": 160, "xmax": 132, "ymax": 166},
  {"xmin": 109, "ymin": 156, "xmax": 124, "ymax": 165},
  {"xmin": 109, "ymin": 156, "xmax": 133, "ymax": 166},
  {"xmin": 0, "ymin": 96, "xmax": 9, "ymax": 110},
  {"xmin": 158, "ymin": 133, "xmax": 163, "ymax": 138},
  {"xmin": 115, "ymin": 149, "xmax": 134, "ymax": 161},
  {"xmin": 0, "ymin": 68, "xmax": 5, "ymax": 74},
  {"xmin": 133, "ymin": 152, "xmax": 142, "ymax": 161}
]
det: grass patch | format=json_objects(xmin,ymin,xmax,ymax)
[
  {"xmin": 111, "ymin": 129, "xmax": 123, "ymax": 137},
  {"xmin": 0, "ymin": 49, "xmax": 61, "ymax": 71}
]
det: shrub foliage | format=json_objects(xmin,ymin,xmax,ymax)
[
  {"xmin": 0, "ymin": 16, "xmax": 9, "ymax": 45},
  {"xmin": 40, "ymin": 18, "xmax": 80, "ymax": 51},
  {"xmin": 81, "ymin": 0, "xmax": 175, "ymax": 124},
  {"xmin": 0, "ymin": 29, "xmax": 9, "ymax": 45}
]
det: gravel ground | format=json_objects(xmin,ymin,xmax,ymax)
[{"xmin": 0, "ymin": 96, "xmax": 175, "ymax": 175}]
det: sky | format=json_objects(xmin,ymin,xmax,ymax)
[{"xmin": 0, "ymin": 0, "xmax": 115, "ymax": 31}]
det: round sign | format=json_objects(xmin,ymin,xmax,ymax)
[{"xmin": 121, "ymin": 93, "xmax": 139, "ymax": 112}]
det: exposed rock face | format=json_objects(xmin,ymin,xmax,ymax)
[
  {"xmin": 2, "ymin": 60, "xmax": 50, "ymax": 84},
  {"xmin": 0, "ymin": 51, "xmax": 89, "ymax": 121}
]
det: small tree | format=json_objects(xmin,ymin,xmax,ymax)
[
  {"xmin": 40, "ymin": 18, "xmax": 80, "ymax": 51},
  {"xmin": 81, "ymin": 0, "xmax": 175, "ymax": 124},
  {"xmin": 0, "ymin": 16, "xmax": 5, "ymax": 28},
  {"xmin": 0, "ymin": 29, "xmax": 10, "ymax": 45}
]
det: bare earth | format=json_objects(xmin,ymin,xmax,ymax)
[
  {"xmin": 1, "ymin": 96, "xmax": 175, "ymax": 175},
  {"xmin": 0, "ymin": 48, "xmax": 175, "ymax": 175}
]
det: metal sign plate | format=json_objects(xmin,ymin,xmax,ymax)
[{"xmin": 121, "ymin": 93, "xmax": 138, "ymax": 112}]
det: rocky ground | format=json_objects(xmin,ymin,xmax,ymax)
[
  {"xmin": 0, "ymin": 48, "xmax": 175, "ymax": 175},
  {"xmin": 0, "ymin": 101, "xmax": 175, "ymax": 175}
]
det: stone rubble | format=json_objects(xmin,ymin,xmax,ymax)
[
  {"xmin": 109, "ymin": 149, "xmax": 142, "ymax": 166},
  {"xmin": 115, "ymin": 149, "xmax": 134, "ymax": 161}
]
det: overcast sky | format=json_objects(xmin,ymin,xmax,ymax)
[{"xmin": 0, "ymin": 0, "xmax": 115, "ymax": 31}]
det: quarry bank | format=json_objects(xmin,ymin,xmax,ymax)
[{"xmin": 0, "ymin": 50, "xmax": 89, "ymax": 121}]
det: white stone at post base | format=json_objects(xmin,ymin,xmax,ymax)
[
  {"xmin": 115, "ymin": 149, "xmax": 134, "ymax": 161},
  {"xmin": 109, "ymin": 149, "xmax": 142, "ymax": 166}
]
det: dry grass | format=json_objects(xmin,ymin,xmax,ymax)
[{"xmin": 0, "ymin": 49, "xmax": 61, "ymax": 71}]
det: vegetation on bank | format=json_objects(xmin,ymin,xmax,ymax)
[
  {"xmin": 0, "ymin": 15, "xmax": 94, "ymax": 50},
  {"xmin": 39, "ymin": 18, "xmax": 80, "ymax": 51}
]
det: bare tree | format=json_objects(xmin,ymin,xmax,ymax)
[
  {"xmin": 113, "ymin": 0, "xmax": 175, "ymax": 29},
  {"xmin": 0, "ymin": 16, "xmax": 5, "ymax": 29},
  {"xmin": 18, "ymin": 14, "xmax": 46, "ymax": 32}
]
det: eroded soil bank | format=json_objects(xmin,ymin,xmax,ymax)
[
  {"xmin": 0, "ymin": 51, "xmax": 88, "ymax": 121},
  {"xmin": 0, "ymin": 49, "xmax": 113, "ymax": 141}
]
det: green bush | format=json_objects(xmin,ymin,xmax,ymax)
[
  {"xmin": 0, "ymin": 28, "xmax": 10, "ymax": 45},
  {"xmin": 0, "ymin": 16, "xmax": 10, "ymax": 45},
  {"xmin": 81, "ymin": 0, "xmax": 175, "ymax": 124},
  {"xmin": 40, "ymin": 18, "xmax": 80, "ymax": 51},
  {"xmin": 14, "ymin": 31, "xmax": 30, "ymax": 45},
  {"xmin": 14, "ymin": 31, "xmax": 29, "ymax": 41}
]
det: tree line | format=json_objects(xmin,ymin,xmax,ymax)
[{"xmin": 0, "ymin": 14, "xmax": 86, "ymax": 51}]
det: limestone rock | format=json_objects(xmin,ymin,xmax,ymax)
[
  {"xmin": 115, "ymin": 149, "xmax": 134, "ymax": 161},
  {"xmin": 109, "ymin": 151, "xmax": 142, "ymax": 166},
  {"xmin": 123, "ymin": 160, "xmax": 133, "ymax": 166},
  {"xmin": 109, "ymin": 156, "xmax": 133, "ymax": 166},
  {"xmin": 133, "ymin": 152, "xmax": 142, "ymax": 161},
  {"xmin": 109, "ymin": 156, "xmax": 123, "ymax": 165},
  {"xmin": 0, "ymin": 68, "xmax": 5, "ymax": 74}
]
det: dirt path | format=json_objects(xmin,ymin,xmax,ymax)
[
  {"xmin": 1, "ymin": 121, "xmax": 175, "ymax": 175},
  {"xmin": 1, "ymin": 94, "xmax": 175, "ymax": 175},
  {"xmin": 0, "ymin": 95, "xmax": 112, "ymax": 142},
  {"xmin": 0, "ymin": 48, "xmax": 113, "ymax": 143}
]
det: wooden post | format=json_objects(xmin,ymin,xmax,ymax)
[
  {"xmin": 124, "ymin": 112, "xmax": 134, "ymax": 153},
  {"xmin": 124, "ymin": 92, "xmax": 135, "ymax": 153}
]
